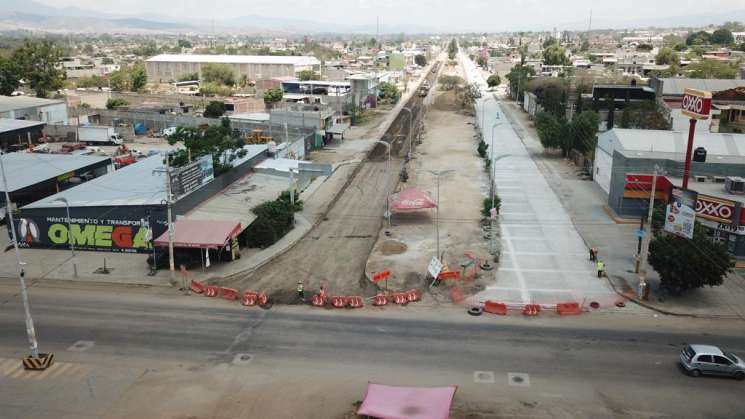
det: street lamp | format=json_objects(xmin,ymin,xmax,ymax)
[
  {"xmin": 52, "ymin": 197, "xmax": 77, "ymax": 278},
  {"xmin": 401, "ymin": 107, "xmax": 414, "ymax": 158},
  {"xmin": 374, "ymin": 141, "xmax": 392, "ymax": 226},
  {"xmin": 490, "ymin": 118, "xmax": 503, "ymax": 209},
  {"xmin": 0, "ymin": 151, "xmax": 41, "ymax": 359},
  {"xmin": 427, "ymin": 169, "xmax": 454, "ymax": 261},
  {"xmin": 480, "ymin": 95, "xmax": 496, "ymax": 133}
]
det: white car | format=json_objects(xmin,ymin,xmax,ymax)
[{"xmin": 162, "ymin": 127, "xmax": 178, "ymax": 137}]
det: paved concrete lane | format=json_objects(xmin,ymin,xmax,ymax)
[{"xmin": 461, "ymin": 53, "xmax": 624, "ymax": 307}]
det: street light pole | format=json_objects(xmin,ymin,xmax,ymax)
[
  {"xmin": 490, "ymin": 117, "xmax": 502, "ymax": 210},
  {"xmin": 427, "ymin": 169, "xmax": 454, "ymax": 261},
  {"xmin": 52, "ymin": 197, "xmax": 77, "ymax": 278},
  {"xmin": 636, "ymin": 165, "xmax": 661, "ymax": 300},
  {"xmin": 375, "ymin": 141, "xmax": 392, "ymax": 227},
  {"xmin": 0, "ymin": 152, "xmax": 40, "ymax": 358},
  {"xmin": 401, "ymin": 107, "xmax": 413, "ymax": 158}
]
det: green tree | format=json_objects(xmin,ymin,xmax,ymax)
[
  {"xmin": 77, "ymin": 74, "xmax": 107, "ymax": 88},
  {"xmin": 177, "ymin": 39, "xmax": 193, "ymax": 49},
  {"xmin": 542, "ymin": 36, "xmax": 557, "ymax": 49},
  {"xmin": 167, "ymin": 118, "xmax": 246, "ymax": 175},
  {"xmin": 178, "ymin": 72, "xmax": 199, "ymax": 82},
  {"xmin": 655, "ymin": 47, "xmax": 679, "ymax": 65},
  {"xmin": 486, "ymin": 74, "xmax": 501, "ymax": 88},
  {"xmin": 414, "ymin": 54, "xmax": 427, "ymax": 67},
  {"xmin": 649, "ymin": 224, "xmax": 733, "ymax": 295},
  {"xmin": 203, "ymin": 100, "xmax": 226, "ymax": 118},
  {"xmin": 722, "ymin": 21, "xmax": 745, "ymax": 32},
  {"xmin": 710, "ymin": 28, "xmax": 734, "ymax": 45},
  {"xmin": 476, "ymin": 56, "xmax": 488, "ymax": 68},
  {"xmin": 378, "ymin": 81, "xmax": 400, "ymax": 103},
  {"xmin": 438, "ymin": 74, "xmax": 463, "ymax": 91},
  {"xmin": 244, "ymin": 217, "xmax": 277, "ymax": 249},
  {"xmin": 0, "ymin": 57, "xmax": 20, "ymax": 95},
  {"xmin": 447, "ymin": 39, "xmax": 458, "ymax": 60},
  {"xmin": 263, "ymin": 87, "xmax": 283, "ymax": 106},
  {"xmin": 101, "ymin": 57, "xmax": 114, "ymax": 65},
  {"xmin": 535, "ymin": 111, "xmax": 564, "ymax": 150},
  {"xmin": 542, "ymin": 44, "xmax": 570, "ymax": 66},
  {"xmin": 686, "ymin": 31, "xmax": 712, "ymax": 46},
  {"xmin": 529, "ymin": 78, "xmax": 568, "ymax": 118},
  {"xmin": 505, "ymin": 65, "xmax": 535, "ymax": 100},
  {"xmin": 108, "ymin": 69, "xmax": 129, "ymax": 91},
  {"xmin": 12, "ymin": 39, "xmax": 65, "ymax": 97},
  {"xmin": 201, "ymin": 63, "xmax": 235, "ymax": 86},
  {"xmin": 297, "ymin": 69, "xmax": 320, "ymax": 81},
  {"xmin": 569, "ymin": 110, "xmax": 600, "ymax": 154},
  {"xmin": 685, "ymin": 60, "xmax": 738, "ymax": 79},
  {"xmin": 106, "ymin": 98, "xmax": 129, "ymax": 109}
]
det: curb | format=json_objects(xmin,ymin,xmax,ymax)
[{"xmin": 602, "ymin": 206, "xmax": 640, "ymax": 225}]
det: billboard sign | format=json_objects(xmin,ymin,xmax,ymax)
[
  {"xmin": 170, "ymin": 154, "xmax": 214, "ymax": 198},
  {"xmin": 681, "ymin": 88, "xmax": 712, "ymax": 120},
  {"xmin": 664, "ymin": 188, "xmax": 697, "ymax": 239},
  {"xmin": 695, "ymin": 194, "xmax": 737, "ymax": 224}
]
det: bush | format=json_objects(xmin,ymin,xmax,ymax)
[
  {"xmin": 106, "ymin": 98, "xmax": 128, "ymax": 109},
  {"xmin": 199, "ymin": 82, "xmax": 233, "ymax": 97},
  {"xmin": 481, "ymin": 196, "xmax": 501, "ymax": 217},
  {"xmin": 477, "ymin": 140, "xmax": 488, "ymax": 158},
  {"xmin": 245, "ymin": 218, "xmax": 277, "ymax": 249},
  {"xmin": 263, "ymin": 87, "xmax": 283, "ymax": 105},
  {"xmin": 399, "ymin": 167, "xmax": 409, "ymax": 183},
  {"xmin": 201, "ymin": 63, "xmax": 235, "ymax": 86},
  {"xmin": 203, "ymin": 101, "xmax": 226, "ymax": 118},
  {"xmin": 438, "ymin": 75, "xmax": 463, "ymax": 91},
  {"xmin": 244, "ymin": 193, "xmax": 303, "ymax": 248},
  {"xmin": 379, "ymin": 81, "xmax": 400, "ymax": 103}
]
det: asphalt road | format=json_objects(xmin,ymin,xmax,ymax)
[{"xmin": 1, "ymin": 281, "xmax": 745, "ymax": 418}]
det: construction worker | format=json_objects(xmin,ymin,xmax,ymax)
[
  {"xmin": 589, "ymin": 247, "xmax": 598, "ymax": 262},
  {"xmin": 596, "ymin": 260, "xmax": 605, "ymax": 278},
  {"xmin": 297, "ymin": 280, "xmax": 305, "ymax": 302}
]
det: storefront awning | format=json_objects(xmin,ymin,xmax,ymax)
[
  {"xmin": 357, "ymin": 383, "xmax": 457, "ymax": 419},
  {"xmin": 154, "ymin": 219, "xmax": 241, "ymax": 249}
]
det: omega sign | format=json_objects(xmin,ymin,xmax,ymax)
[
  {"xmin": 681, "ymin": 88, "xmax": 712, "ymax": 119},
  {"xmin": 695, "ymin": 195, "xmax": 735, "ymax": 224}
]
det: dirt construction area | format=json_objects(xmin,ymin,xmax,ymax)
[{"xmin": 365, "ymin": 61, "xmax": 494, "ymax": 303}]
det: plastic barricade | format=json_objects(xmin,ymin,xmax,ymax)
[
  {"xmin": 522, "ymin": 304, "xmax": 541, "ymax": 316},
  {"xmin": 205, "ymin": 285, "xmax": 219, "ymax": 297},
  {"xmin": 257, "ymin": 292, "xmax": 268, "ymax": 306},
  {"xmin": 347, "ymin": 296, "xmax": 364, "ymax": 308},
  {"xmin": 220, "ymin": 287, "xmax": 240, "ymax": 301},
  {"xmin": 331, "ymin": 296, "xmax": 347, "ymax": 308},
  {"xmin": 311, "ymin": 294, "xmax": 326, "ymax": 307},
  {"xmin": 392, "ymin": 293, "xmax": 408, "ymax": 305},
  {"xmin": 190, "ymin": 280, "xmax": 206, "ymax": 294},
  {"xmin": 372, "ymin": 294, "xmax": 388, "ymax": 306},
  {"xmin": 242, "ymin": 292, "xmax": 258, "ymax": 306},
  {"xmin": 483, "ymin": 300, "xmax": 508, "ymax": 315},
  {"xmin": 556, "ymin": 302, "xmax": 582, "ymax": 315},
  {"xmin": 405, "ymin": 289, "xmax": 420, "ymax": 302}
]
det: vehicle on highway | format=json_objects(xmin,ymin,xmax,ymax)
[{"xmin": 680, "ymin": 344, "xmax": 745, "ymax": 380}]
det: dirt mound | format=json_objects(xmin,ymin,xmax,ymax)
[
  {"xmin": 432, "ymin": 90, "xmax": 458, "ymax": 110},
  {"xmin": 378, "ymin": 240, "xmax": 407, "ymax": 255}
]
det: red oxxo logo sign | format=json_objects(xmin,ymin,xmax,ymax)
[
  {"xmin": 681, "ymin": 88, "xmax": 712, "ymax": 119},
  {"xmin": 695, "ymin": 195, "xmax": 735, "ymax": 223}
]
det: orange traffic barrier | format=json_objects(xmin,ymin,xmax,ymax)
[
  {"xmin": 372, "ymin": 294, "xmax": 388, "ymax": 306},
  {"xmin": 205, "ymin": 285, "xmax": 219, "ymax": 297},
  {"xmin": 331, "ymin": 296, "xmax": 347, "ymax": 308},
  {"xmin": 483, "ymin": 300, "xmax": 508, "ymax": 315},
  {"xmin": 257, "ymin": 292, "xmax": 268, "ymax": 306},
  {"xmin": 392, "ymin": 293, "xmax": 408, "ymax": 305},
  {"xmin": 242, "ymin": 292, "xmax": 258, "ymax": 306},
  {"xmin": 405, "ymin": 289, "xmax": 420, "ymax": 302},
  {"xmin": 523, "ymin": 304, "xmax": 541, "ymax": 316},
  {"xmin": 311, "ymin": 294, "xmax": 326, "ymax": 307},
  {"xmin": 556, "ymin": 302, "xmax": 582, "ymax": 315},
  {"xmin": 190, "ymin": 279, "xmax": 206, "ymax": 294},
  {"xmin": 220, "ymin": 287, "xmax": 240, "ymax": 301},
  {"xmin": 348, "ymin": 296, "xmax": 364, "ymax": 308}
]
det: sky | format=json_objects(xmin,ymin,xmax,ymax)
[{"xmin": 33, "ymin": 0, "xmax": 745, "ymax": 31}]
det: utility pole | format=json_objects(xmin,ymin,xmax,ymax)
[
  {"xmin": 490, "ymin": 117, "xmax": 502, "ymax": 210},
  {"xmin": 428, "ymin": 169, "xmax": 454, "ymax": 261},
  {"xmin": 0, "ymin": 152, "xmax": 40, "ymax": 359},
  {"xmin": 154, "ymin": 155, "xmax": 177, "ymax": 287},
  {"xmin": 637, "ymin": 166, "xmax": 660, "ymax": 300}
]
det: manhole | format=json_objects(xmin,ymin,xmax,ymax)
[
  {"xmin": 232, "ymin": 353, "xmax": 254, "ymax": 366},
  {"xmin": 67, "ymin": 340, "xmax": 95, "ymax": 352},
  {"xmin": 508, "ymin": 372, "xmax": 530, "ymax": 387},
  {"xmin": 474, "ymin": 371, "xmax": 495, "ymax": 383},
  {"xmin": 379, "ymin": 240, "xmax": 407, "ymax": 255}
]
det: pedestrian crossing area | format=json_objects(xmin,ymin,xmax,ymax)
[{"xmin": 0, "ymin": 357, "xmax": 92, "ymax": 381}]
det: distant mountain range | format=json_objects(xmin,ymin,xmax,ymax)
[{"xmin": 1, "ymin": 0, "xmax": 744, "ymax": 35}]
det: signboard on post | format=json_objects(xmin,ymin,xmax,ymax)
[
  {"xmin": 696, "ymin": 194, "xmax": 737, "ymax": 224},
  {"xmin": 170, "ymin": 154, "xmax": 214, "ymax": 198},
  {"xmin": 372, "ymin": 271, "xmax": 391, "ymax": 282},
  {"xmin": 664, "ymin": 187, "xmax": 697, "ymax": 239},
  {"xmin": 427, "ymin": 256, "xmax": 443, "ymax": 279},
  {"xmin": 681, "ymin": 88, "xmax": 712, "ymax": 120}
]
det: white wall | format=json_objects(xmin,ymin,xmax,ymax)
[{"xmin": 593, "ymin": 147, "xmax": 613, "ymax": 195}]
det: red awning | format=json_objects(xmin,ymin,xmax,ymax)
[
  {"xmin": 357, "ymin": 383, "xmax": 457, "ymax": 419},
  {"xmin": 154, "ymin": 220, "xmax": 241, "ymax": 249},
  {"xmin": 388, "ymin": 188, "xmax": 436, "ymax": 213}
]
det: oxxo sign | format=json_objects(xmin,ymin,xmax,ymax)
[
  {"xmin": 681, "ymin": 88, "xmax": 712, "ymax": 120},
  {"xmin": 695, "ymin": 195, "xmax": 736, "ymax": 224}
]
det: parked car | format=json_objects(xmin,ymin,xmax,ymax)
[
  {"xmin": 680, "ymin": 344, "xmax": 745, "ymax": 380},
  {"xmin": 162, "ymin": 127, "xmax": 178, "ymax": 137}
]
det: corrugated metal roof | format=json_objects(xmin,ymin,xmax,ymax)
[
  {"xmin": 0, "ymin": 96, "xmax": 65, "ymax": 113},
  {"xmin": 146, "ymin": 54, "xmax": 320, "ymax": 66},
  {"xmin": 22, "ymin": 154, "xmax": 165, "ymax": 208},
  {"xmin": 0, "ymin": 118, "xmax": 45, "ymax": 134},
  {"xmin": 1, "ymin": 152, "xmax": 111, "ymax": 193},
  {"xmin": 659, "ymin": 78, "xmax": 745, "ymax": 96},
  {"xmin": 599, "ymin": 128, "xmax": 745, "ymax": 159}
]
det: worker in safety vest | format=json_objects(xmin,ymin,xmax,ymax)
[
  {"xmin": 596, "ymin": 260, "xmax": 605, "ymax": 278},
  {"xmin": 297, "ymin": 280, "xmax": 305, "ymax": 302}
]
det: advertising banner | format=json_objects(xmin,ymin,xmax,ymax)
[
  {"xmin": 170, "ymin": 154, "xmax": 214, "ymax": 198},
  {"xmin": 695, "ymin": 194, "xmax": 737, "ymax": 224},
  {"xmin": 664, "ymin": 187, "xmax": 697, "ymax": 239},
  {"xmin": 681, "ymin": 88, "xmax": 712, "ymax": 120}
]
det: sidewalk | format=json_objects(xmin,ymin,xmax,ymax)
[{"xmin": 499, "ymin": 99, "xmax": 745, "ymax": 320}]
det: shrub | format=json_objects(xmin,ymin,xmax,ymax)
[
  {"xmin": 481, "ymin": 196, "xmax": 501, "ymax": 217},
  {"xmin": 106, "ymin": 98, "xmax": 128, "ymax": 109}
]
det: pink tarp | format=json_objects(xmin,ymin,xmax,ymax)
[
  {"xmin": 357, "ymin": 383, "xmax": 457, "ymax": 419},
  {"xmin": 388, "ymin": 188, "xmax": 436, "ymax": 213}
]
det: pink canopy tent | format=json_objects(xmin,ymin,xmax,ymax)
[
  {"xmin": 357, "ymin": 383, "xmax": 457, "ymax": 419},
  {"xmin": 388, "ymin": 188, "xmax": 436, "ymax": 213}
]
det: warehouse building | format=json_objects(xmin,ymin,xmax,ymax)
[
  {"xmin": 0, "ymin": 96, "xmax": 68, "ymax": 124},
  {"xmin": 0, "ymin": 119, "xmax": 46, "ymax": 152},
  {"xmin": 145, "ymin": 54, "xmax": 321, "ymax": 83}
]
